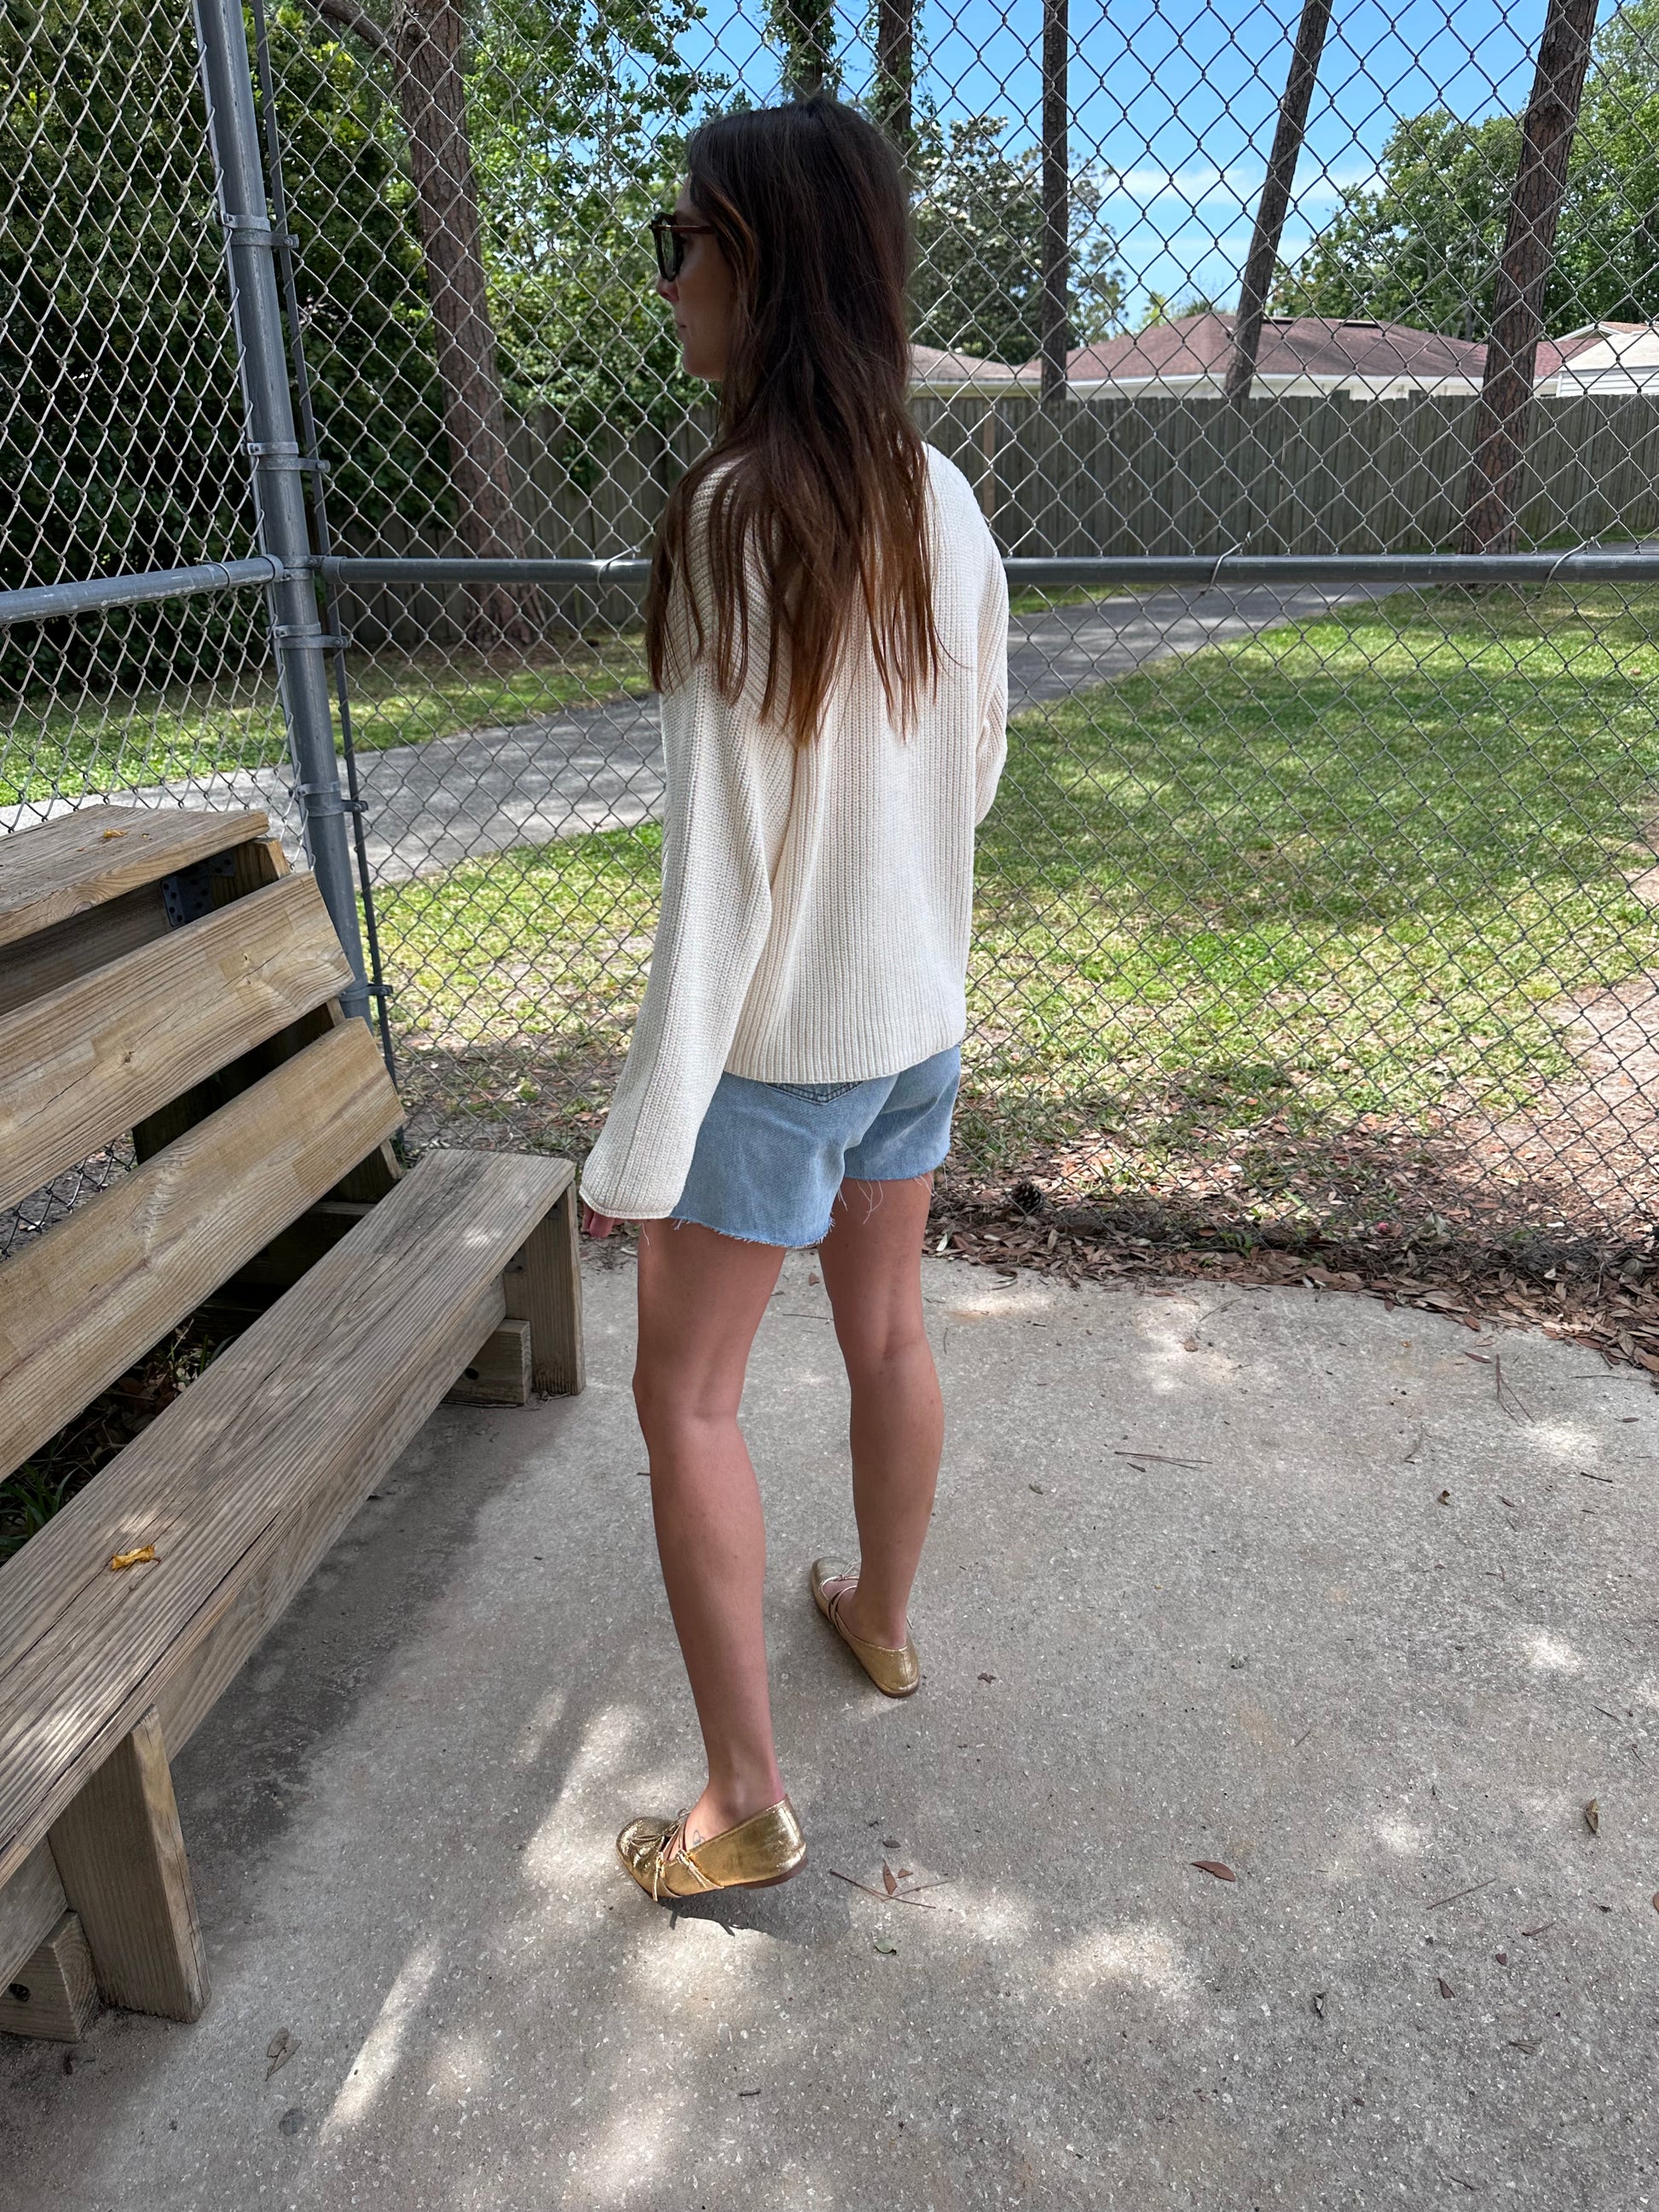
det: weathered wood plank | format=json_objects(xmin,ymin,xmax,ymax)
[
  {"xmin": 48, "ymin": 1711, "xmax": 208, "ymax": 2020},
  {"xmin": 0, "ymin": 871, "xmax": 350, "ymax": 1214},
  {"xmin": 443, "ymin": 1314, "xmax": 533, "ymax": 1406},
  {"xmin": 0, "ymin": 1023, "xmax": 401, "ymax": 1485},
  {"xmin": 157, "ymin": 1277, "xmax": 505, "ymax": 1753},
  {"xmin": 229, "ymin": 833, "xmax": 289, "ymax": 894},
  {"xmin": 0, "ymin": 1149, "xmax": 572, "ymax": 1891},
  {"xmin": 219, "ymin": 1198, "xmax": 375, "ymax": 1297},
  {"xmin": 505, "ymin": 1177, "xmax": 583, "ymax": 1396},
  {"xmin": 0, "ymin": 1910, "xmax": 97, "ymax": 2041},
  {"xmin": 0, "ymin": 806, "xmax": 268, "ymax": 950},
  {"xmin": 0, "ymin": 881, "xmax": 172, "ymax": 1020},
  {"xmin": 0, "ymin": 1839, "xmax": 69, "ymax": 1991}
]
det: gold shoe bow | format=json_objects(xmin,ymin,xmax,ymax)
[
  {"xmin": 810, "ymin": 1556, "xmax": 921, "ymax": 1698},
  {"xmin": 616, "ymin": 1798, "xmax": 806, "ymax": 1903}
]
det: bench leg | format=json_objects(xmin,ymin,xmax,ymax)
[
  {"xmin": 506, "ymin": 1181, "xmax": 584, "ymax": 1396},
  {"xmin": 47, "ymin": 1709, "xmax": 210, "ymax": 2022},
  {"xmin": 0, "ymin": 1911, "xmax": 98, "ymax": 2042},
  {"xmin": 445, "ymin": 1314, "xmax": 533, "ymax": 1405}
]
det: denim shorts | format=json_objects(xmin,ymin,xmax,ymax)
[{"xmin": 671, "ymin": 1044, "xmax": 962, "ymax": 1248}]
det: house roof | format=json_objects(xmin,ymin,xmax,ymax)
[
  {"xmin": 911, "ymin": 315, "xmax": 1659, "ymax": 401},
  {"xmin": 1535, "ymin": 321, "xmax": 1659, "ymax": 393},
  {"xmin": 909, "ymin": 344, "xmax": 1032, "ymax": 390},
  {"xmin": 1049, "ymin": 311, "xmax": 1488, "ymax": 397}
]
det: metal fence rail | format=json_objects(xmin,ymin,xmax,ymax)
[{"xmin": 5, "ymin": 0, "xmax": 1659, "ymax": 1277}]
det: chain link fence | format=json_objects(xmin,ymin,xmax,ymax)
[{"xmin": 6, "ymin": 0, "xmax": 1659, "ymax": 1307}]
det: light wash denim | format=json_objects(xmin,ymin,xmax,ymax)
[{"xmin": 670, "ymin": 1043, "xmax": 962, "ymax": 1247}]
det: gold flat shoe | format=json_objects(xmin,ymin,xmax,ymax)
[
  {"xmin": 810, "ymin": 1556, "xmax": 921, "ymax": 1698},
  {"xmin": 616, "ymin": 1798, "xmax": 806, "ymax": 1904}
]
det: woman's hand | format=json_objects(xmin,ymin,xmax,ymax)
[{"xmin": 581, "ymin": 1204, "xmax": 621, "ymax": 1239}]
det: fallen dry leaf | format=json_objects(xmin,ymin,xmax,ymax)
[
  {"xmin": 1584, "ymin": 1798, "xmax": 1600, "ymax": 1834},
  {"xmin": 1191, "ymin": 1860, "xmax": 1235, "ymax": 1882},
  {"xmin": 978, "ymin": 1671, "xmax": 997, "ymax": 1683},
  {"xmin": 1182, "ymin": 1336, "xmax": 1199, "ymax": 1352},
  {"xmin": 882, "ymin": 1862, "xmax": 898, "ymax": 1897},
  {"xmin": 265, "ymin": 2029, "xmax": 298, "ymax": 2081},
  {"xmin": 1310, "ymin": 1991, "xmax": 1325, "ymax": 2019},
  {"xmin": 873, "ymin": 1936, "xmax": 898, "ymax": 1956},
  {"xmin": 100, "ymin": 828, "xmax": 126, "ymax": 840},
  {"xmin": 1437, "ymin": 1489, "xmax": 1452, "ymax": 1505},
  {"xmin": 107, "ymin": 1545, "xmax": 156, "ymax": 1572},
  {"xmin": 1507, "ymin": 2037, "xmax": 1541, "ymax": 2056},
  {"xmin": 1436, "ymin": 1977, "xmax": 1454, "ymax": 1998}
]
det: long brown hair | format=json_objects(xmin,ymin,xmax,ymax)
[{"xmin": 645, "ymin": 97, "xmax": 941, "ymax": 745}]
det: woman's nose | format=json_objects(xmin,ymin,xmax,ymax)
[{"xmin": 656, "ymin": 274, "xmax": 678, "ymax": 303}]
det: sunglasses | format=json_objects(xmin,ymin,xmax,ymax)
[{"xmin": 650, "ymin": 211, "xmax": 714, "ymax": 281}]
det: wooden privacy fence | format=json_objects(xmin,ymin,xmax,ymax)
[
  {"xmin": 329, "ymin": 392, "xmax": 1659, "ymax": 645},
  {"xmin": 925, "ymin": 391, "xmax": 1659, "ymax": 562}
]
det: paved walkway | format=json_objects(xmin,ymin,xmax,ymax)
[
  {"xmin": 2, "ymin": 585, "xmax": 1390, "ymax": 882},
  {"xmin": 3, "ymin": 1256, "xmax": 1652, "ymax": 2209}
]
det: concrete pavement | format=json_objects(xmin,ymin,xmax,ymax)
[{"xmin": 2, "ymin": 1252, "xmax": 1655, "ymax": 2209}]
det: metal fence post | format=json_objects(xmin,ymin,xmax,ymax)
[{"xmin": 192, "ymin": 0, "xmax": 370, "ymax": 1024}]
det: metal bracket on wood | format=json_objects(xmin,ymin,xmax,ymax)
[{"xmin": 159, "ymin": 854, "xmax": 238, "ymax": 928}]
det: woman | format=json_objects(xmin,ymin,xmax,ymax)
[{"xmin": 580, "ymin": 95, "xmax": 1009, "ymax": 1904}]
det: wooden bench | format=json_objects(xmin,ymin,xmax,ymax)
[{"xmin": 0, "ymin": 804, "xmax": 583, "ymax": 2041}]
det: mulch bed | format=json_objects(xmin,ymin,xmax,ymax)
[
  {"xmin": 927, "ymin": 1173, "xmax": 1659, "ymax": 1385},
  {"xmin": 390, "ymin": 1038, "xmax": 1659, "ymax": 1383}
]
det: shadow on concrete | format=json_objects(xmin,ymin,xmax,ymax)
[{"xmin": 3, "ymin": 1250, "xmax": 1656, "ymax": 2209}]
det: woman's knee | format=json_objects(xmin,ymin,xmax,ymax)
[
  {"xmin": 835, "ymin": 1308, "xmax": 934, "ymax": 1387},
  {"xmin": 633, "ymin": 1364, "xmax": 738, "ymax": 1449}
]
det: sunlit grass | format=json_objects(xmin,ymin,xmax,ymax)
[
  {"xmin": 374, "ymin": 586, "xmax": 1659, "ymax": 1180},
  {"xmin": 1, "ymin": 637, "xmax": 650, "ymax": 804}
]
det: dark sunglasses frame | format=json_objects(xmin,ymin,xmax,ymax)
[{"xmin": 650, "ymin": 211, "xmax": 714, "ymax": 281}]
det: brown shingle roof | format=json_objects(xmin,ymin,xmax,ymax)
[{"xmin": 1052, "ymin": 311, "xmax": 1487, "ymax": 392}]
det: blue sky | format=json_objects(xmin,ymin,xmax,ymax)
[{"xmin": 675, "ymin": 0, "xmax": 1625, "ymax": 321}]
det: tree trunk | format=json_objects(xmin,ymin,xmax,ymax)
[
  {"xmin": 1039, "ymin": 0, "xmax": 1070, "ymax": 407},
  {"xmin": 389, "ymin": 0, "xmax": 538, "ymax": 644},
  {"xmin": 1460, "ymin": 0, "xmax": 1598, "ymax": 555},
  {"xmin": 771, "ymin": 0, "xmax": 835, "ymax": 98},
  {"xmin": 873, "ymin": 0, "xmax": 914, "ymax": 174},
  {"xmin": 1224, "ymin": 0, "xmax": 1333, "ymax": 407}
]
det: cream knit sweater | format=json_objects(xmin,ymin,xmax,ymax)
[{"xmin": 579, "ymin": 442, "xmax": 1009, "ymax": 1223}]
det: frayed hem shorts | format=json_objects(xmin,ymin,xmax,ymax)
[{"xmin": 669, "ymin": 1043, "xmax": 962, "ymax": 1249}]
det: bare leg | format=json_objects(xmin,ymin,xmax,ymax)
[
  {"xmin": 815, "ymin": 1175, "xmax": 943, "ymax": 1649},
  {"xmin": 633, "ymin": 1219, "xmax": 788, "ymax": 1850}
]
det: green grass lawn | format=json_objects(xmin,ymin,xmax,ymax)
[
  {"xmin": 374, "ymin": 585, "xmax": 1659, "ymax": 1196},
  {"xmin": 2, "ymin": 588, "xmax": 1148, "ymax": 804},
  {"xmin": 0, "ymin": 637, "xmax": 651, "ymax": 805}
]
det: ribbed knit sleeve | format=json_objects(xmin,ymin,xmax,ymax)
[
  {"xmin": 577, "ymin": 667, "xmax": 779, "ymax": 1221},
  {"xmin": 974, "ymin": 534, "xmax": 1010, "ymax": 823}
]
